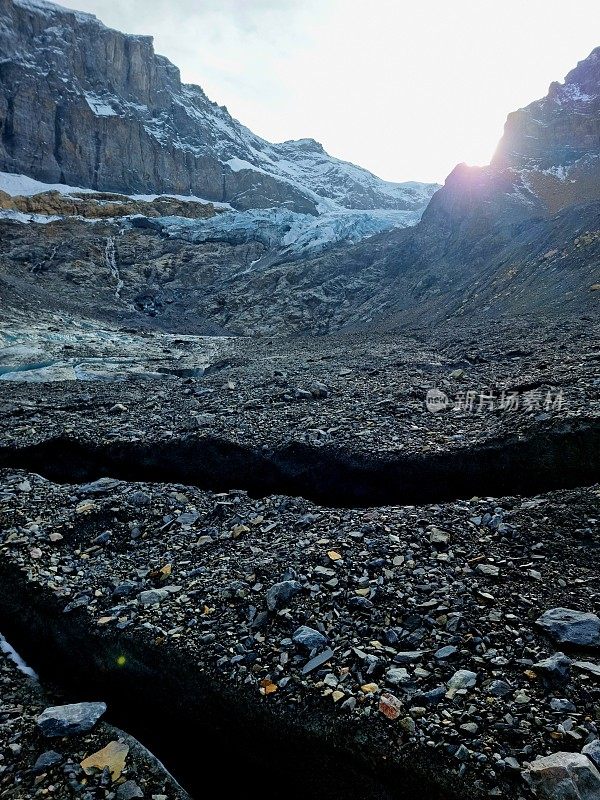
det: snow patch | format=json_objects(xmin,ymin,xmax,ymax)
[
  {"xmin": 85, "ymin": 93, "xmax": 117, "ymax": 117},
  {"xmin": 226, "ymin": 157, "xmax": 258, "ymax": 173},
  {"xmin": 0, "ymin": 634, "xmax": 38, "ymax": 681},
  {"xmin": 541, "ymin": 164, "xmax": 569, "ymax": 180},
  {"xmin": 0, "ymin": 210, "xmax": 62, "ymax": 224},
  {"xmin": 0, "ymin": 170, "xmax": 96, "ymax": 197},
  {"xmin": 129, "ymin": 192, "xmax": 233, "ymax": 210},
  {"xmin": 555, "ymin": 82, "xmax": 596, "ymax": 106}
]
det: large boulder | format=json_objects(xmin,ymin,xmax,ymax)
[
  {"xmin": 37, "ymin": 702, "xmax": 107, "ymax": 737},
  {"xmin": 525, "ymin": 751, "xmax": 600, "ymax": 800},
  {"xmin": 535, "ymin": 608, "xmax": 600, "ymax": 650},
  {"xmin": 582, "ymin": 740, "xmax": 600, "ymax": 770}
]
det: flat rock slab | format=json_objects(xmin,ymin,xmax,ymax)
[
  {"xmin": 37, "ymin": 702, "xmax": 107, "ymax": 737},
  {"xmin": 536, "ymin": 608, "xmax": 600, "ymax": 650}
]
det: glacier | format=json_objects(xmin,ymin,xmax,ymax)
[{"xmin": 147, "ymin": 206, "xmax": 420, "ymax": 261}]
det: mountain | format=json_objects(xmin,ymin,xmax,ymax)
[
  {"xmin": 0, "ymin": 0, "xmax": 437, "ymax": 216},
  {"xmin": 493, "ymin": 47, "xmax": 600, "ymax": 211},
  {"xmin": 233, "ymin": 44, "xmax": 600, "ymax": 333},
  {"xmin": 426, "ymin": 47, "xmax": 600, "ymax": 230},
  {"xmin": 0, "ymin": 0, "xmax": 597, "ymax": 336}
]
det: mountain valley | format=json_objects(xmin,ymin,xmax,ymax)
[{"xmin": 0, "ymin": 3, "xmax": 598, "ymax": 800}]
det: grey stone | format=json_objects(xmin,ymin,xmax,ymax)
[
  {"xmin": 33, "ymin": 750, "xmax": 63, "ymax": 773},
  {"xmin": 37, "ymin": 702, "xmax": 106, "ymax": 737},
  {"xmin": 385, "ymin": 667, "xmax": 411, "ymax": 686},
  {"xmin": 477, "ymin": 563, "xmax": 500, "ymax": 577},
  {"xmin": 116, "ymin": 781, "xmax": 144, "ymax": 800},
  {"xmin": 309, "ymin": 382, "xmax": 329, "ymax": 398},
  {"xmin": 460, "ymin": 722, "xmax": 478, "ymax": 736},
  {"xmin": 128, "ymin": 491, "xmax": 151, "ymax": 507},
  {"xmin": 429, "ymin": 528, "xmax": 450, "ymax": 545},
  {"xmin": 532, "ymin": 652, "xmax": 572, "ymax": 682},
  {"xmin": 536, "ymin": 608, "xmax": 600, "ymax": 649},
  {"xmin": 176, "ymin": 512, "xmax": 199, "ymax": 525},
  {"xmin": 525, "ymin": 751, "xmax": 600, "ymax": 800},
  {"xmin": 393, "ymin": 650, "xmax": 427, "ymax": 664},
  {"xmin": 341, "ymin": 696, "xmax": 357, "ymax": 712},
  {"xmin": 265, "ymin": 580, "xmax": 302, "ymax": 611},
  {"xmin": 446, "ymin": 669, "xmax": 478, "ymax": 699},
  {"xmin": 292, "ymin": 625, "xmax": 328, "ymax": 652},
  {"xmin": 301, "ymin": 647, "xmax": 334, "ymax": 675},
  {"xmin": 413, "ymin": 686, "xmax": 446, "ymax": 706},
  {"xmin": 112, "ymin": 580, "xmax": 139, "ymax": 598},
  {"xmin": 487, "ymin": 680, "xmax": 513, "ymax": 697},
  {"xmin": 138, "ymin": 588, "xmax": 170, "ymax": 606},
  {"xmin": 573, "ymin": 661, "xmax": 600, "ymax": 678},
  {"xmin": 193, "ymin": 414, "xmax": 216, "ymax": 428},
  {"xmin": 294, "ymin": 389, "xmax": 313, "ymax": 400},
  {"xmin": 434, "ymin": 645, "xmax": 458, "ymax": 660},
  {"xmin": 79, "ymin": 478, "xmax": 122, "ymax": 494},
  {"xmin": 582, "ymin": 740, "xmax": 600, "ymax": 770},
  {"xmin": 550, "ymin": 698, "xmax": 576, "ymax": 712}
]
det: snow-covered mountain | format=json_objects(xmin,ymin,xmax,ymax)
[{"xmin": 0, "ymin": 0, "xmax": 438, "ymax": 217}]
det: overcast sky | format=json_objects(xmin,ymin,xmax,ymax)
[{"xmin": 55, "ymin": 0, "xmax": 600, "ymax": 183}]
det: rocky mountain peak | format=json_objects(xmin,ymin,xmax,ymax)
[
  {"xmin": 493, "ymin": 46, "xmax": 600, "ymax": 173},
  {"xmin": 284, "ymin": 138, "xmax": 326, "ymax": 153},
  {"xmin": 416, "ymin": 46, "xmax": 600, "ymax": 234}
]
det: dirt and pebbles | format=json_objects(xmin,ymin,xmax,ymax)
[{"xmin": 0, "ymin": 315, "xmax": 598, "ymax": 799}]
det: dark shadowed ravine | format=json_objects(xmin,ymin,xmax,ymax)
[
  {"xmin": 0, "ymin": 417, "xmax": 599, "ymax": 507},
  {"xmin": 0, "ymin": 618, "xmax": 440, "ymax": 800}
]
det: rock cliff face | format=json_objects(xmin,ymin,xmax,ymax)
[
  {"xmin": 493, "ymin": 48, "xmax": 600, "ymax": 172},
  {"xmin": 0, "ymin": 0, "xmax": 437, "ymax": 214},
  {"xmin": 0, "ymin": 188, "xmax": 221, "ymax": 219}
]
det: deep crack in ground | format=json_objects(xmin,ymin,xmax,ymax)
[{"xmin": 0, "ymin": 417, "xmax": 599, "ymax": 507}]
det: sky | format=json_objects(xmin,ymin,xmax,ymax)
[{"xmin": 55, "ymin": 0, "xmax": 600, "ymax": 184}]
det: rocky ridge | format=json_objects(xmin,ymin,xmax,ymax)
[{"xmin": 0, "ymin": 188, "xmax": 222, "ymax": 220}]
